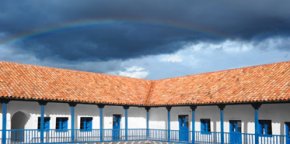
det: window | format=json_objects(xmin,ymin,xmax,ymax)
[
  {"xmin": 80, "ymin": 117, "xmax": 93, "ymax": 131},
  {"xmin": 259, "ymin": 120, "xmax": 272, "ymax": 136},
  {"xmin": 37, "ymin": 117, "xmax": 50, "ymax": 131},
  {"xmin": 201, "ymin": 119, "xmax": 211, "ymax": 134},
  {"xmin": 56, "ymin": 117, "xmax": 68, "ymax": 131}
]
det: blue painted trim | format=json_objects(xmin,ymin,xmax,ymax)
[
  {"xmin": 98, "ymin": 105, "xmax": 104, "ymax": 142},
  {"xmin": 219, "ymin": 105, "xmax": 225, "ymax": 144},
  {"xmin": 255, "ymin": 108, "xmax": 259, "ymax": 144},
  {"xmin": 39, "ymin": 102, "xmax": 47, "ymax": 144},
  {"xmin": 80, "ymin": 117, "xmax": 93, "ymax": 131},
  {"xmin": 190, "ymin": 106, "xmax": 197, "ymax": 144},
  {"xmin": 145, "ymin": 107, "xmax": 150, "ymax": 139},
  {"xmin": 258, "ymin": 120, "xmax": 270, "ymax": 136},
  {"xmin": 252, "ymin": 103, "xmax": 261, "ymax": 144},
  {"xmin": 124, "ymin": 106, "xmax": 129, "ymax": 141},
  {"xmin": 69, "ymin": 103, "xmax": 76, "ymax": 142},
  {"xmin": 200, "ymin": 119, "xmax": 211, "ymax": 134},
  {"xmin": 286, "ymin": 122, "xmax": 290, "ymax": 144},
  {"xmin": 56, "ymin": 117, "xmax": 69, "ymax": 131},
  {"xmin": 166, "ymin": 106, "xmax": 171, "ymax": 142},
  {"xmin": 1, "ymin": 99, "xmax": 9, "ymax": 144}
]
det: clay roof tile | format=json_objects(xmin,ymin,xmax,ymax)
[{"xmin": 0, "ymin": 61, "xmax": 289, "ymax": 106}]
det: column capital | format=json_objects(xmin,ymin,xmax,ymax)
[
  {"xmin": 38, "ymin": 101, "xmax": 48, "ymax": 106},
  {"xmin": 123, "ymin": 105, "xmax": 130, "ymax": 109},
  {"xmin": 68, "ymin": 102, "xmax": 77, "ymax": 107},
  {"xmin": 145, "ymin": 107, "xmax": 151, "ymax": 111},
  {"xmin": 190, "ymin": 105, "xmax": 197, "ymax": 111},
  {"xmin": 166, "ymin": 106, "xmax": 172, "ymax": 111},
  {"xmin": 218, "ymin": 104, "xmax": 226, "ymax": 110},
  {"xmin": 251, "ymin": 103, "xmax": 262, "ymax": 110},
  {"xmin": 97, "ymin": 104, "xmax": 105, "ymax": 108},
  {"xmin": 0, "ymin": 99, "xmax": 10, "ymax": 104}
]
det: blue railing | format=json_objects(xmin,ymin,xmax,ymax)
[{"xmin": 0, "ymin": 129, "xmax": 288, "ymax": 144}]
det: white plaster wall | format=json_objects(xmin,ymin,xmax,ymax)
[
  {"xmin": 104, "ymin": 106, "xmax": 124, "ymax": 129},
  {"xmin": 170, "ymin": 107, "xmax": 192, "ymax": 130},
  {"xmin": 223, "ymin": 105, "xmax": 254, "ymax": 134},
  {"xmin": 45, "ymin": 102, "xmax": 71, "ymax": 130},
  {"xmin": 149, "ymin": 104, "xmax": 290, "ymax": 135},
  {"xmin": 103, "ymin": 106, "xmax": 146, "ymax": 129},
  {"xmin": 128, "ymin": 107, "xmax": 146, "ymax": 129},
  {"xmin": 1, "ymin": 103, "xmax": 147, "ymax": 130},
  {"xmin": 259, "ymin": 103, "xmax": 290, "ymax": 135},
  {"xmin": 7, "ymin": 101, "xmax": 41, "ymax": 130},
  {"xmin": 75, "ymin": 104, "xmax": 100, "ymax": 129},
  {"xmin": 195, "ymin": 106, "xmax": 220, "ymax": 132},
  {"xmin": 1, "ymin": 101, "xmax": 290, "ymax": 136},
  {"xmin": 150, "ymin": 108, "xmax": 167, "ymax": 129}
]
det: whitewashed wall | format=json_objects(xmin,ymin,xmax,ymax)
[
  {"xmin": 0, "ymin": 102, "xmax": 290, "ymax": 136},
  {"xmin": 149, "ymin": 104, "xmax": 290, "ymax": 135},
  {"xmin": 0, "ymin": 102, "xmax": 147, "ymax": 130}
]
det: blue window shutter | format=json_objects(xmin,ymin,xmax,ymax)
[
  {"xmin": 59, "ymin": 120, "xmax": 62, "ymax": 130},
  {"xmin": 64, "ymin": 119, "xmax": 68, "ymax": 130},
  {"xmin": 38, "ymin": 117, "xmax": 50, "ymax": 131},
  {"xmin": 201, "ymin": 121, "xmax": 204, "ymax": 133},
  {"xmin": 84, "ymin": 120, "xmax": 87, "ymax": 130},
  {"xmin": 44, "ymin": 118, "xmax": 50, "ymax": 131},
  {"xmin": 264, "ymin": 124, "xmax": 267, "ymax": 134},
  {"xmin": 45, "ymin": 121, "xmax": 49, "ymax": 130},
  {"xmin": 88, "ymin": 119, "xmax": 92, "ymax": 130},
  {"xmin": 80, "ymin": 117, "xmax": 93, "ymax": 131},
  {"xmin": 56, "ymin": 117, "xmax": 68, "ymax": 130},
  {"xmin": 258, "ymin": 120, "xmax": 272, "ymax": 135},
  {"xmin": 201, "ymin": 119, "xmax": 211, "ymax": 134},
  {"xmin": 258, "ymin": 121, "xmax": 262, "ymax": 135}
]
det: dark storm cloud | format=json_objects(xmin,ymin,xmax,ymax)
[
  {"xmin": 13, "ymin": 22, "xmax": 214, "ymax": 61},
  {"xmin": 1, "ymin": 0, "xmax": 290, "ymax": 61}
]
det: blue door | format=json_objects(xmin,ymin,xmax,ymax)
[
  {"xmin": 179, "ymin": 115, "xmax": 189, "ymax": 142},
  {"xmin": 44, "ymin": 118, "xmax": 50, "ymax": 131},
  {"xmin": 229, "ymin": 120, "xmax": 242, "ymax": 144},
  {"xmin": 286, "ymin": 122, "xmax": 290, "ymax": 144},
  {"xmin": 112, "ymin": 115, "xmax": 121, "ymax": 141}
]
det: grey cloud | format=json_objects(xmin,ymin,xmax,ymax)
[
  {"xmin": 0, "ymin": 0, "xmax": 290, "ymax": 63},
  {"xmin": 12, "ymin": 22, "xmax": 215, "ymax": 61}
]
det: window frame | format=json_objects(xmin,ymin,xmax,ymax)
[
  {"xmin": 258, "ymin": 120, "xmax": 272, "ymax": 137},
  {"xmin": 80, "ymin": 117, "xmax": 93, "ymax": 131},
  {"xmin": 200, "ymin": 119, "xmax": 211, "ymax": 134},
  {"xmin": 37, "ymin": 117, "xmax": 50, "ymax": 131},
  {"xmin": 56, "ymin": 117, "xmax": 68, "ymax": 132}
]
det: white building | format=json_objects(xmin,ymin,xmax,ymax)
[{"xmin": 0, "ymin": 61, "xmax": 289, "ymax": 144}]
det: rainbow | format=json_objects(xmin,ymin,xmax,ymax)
[{"xmin": 0, "ymin": 18, "xmax": 228, "ymax": 44}]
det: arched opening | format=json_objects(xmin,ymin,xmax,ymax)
[{"xmin": 11, "ymin": 111, "xmax": 29, "ymax": 142}]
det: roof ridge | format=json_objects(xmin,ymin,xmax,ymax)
[{"xmin": 144, "ymin": 81, "xmax": 154, "ymax": 104}]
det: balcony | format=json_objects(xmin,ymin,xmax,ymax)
[{"xmin": 0, "ymin": 129, "xmax": 288, "ymax": 144}]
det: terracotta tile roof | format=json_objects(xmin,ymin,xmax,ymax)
[
  {"xmin": 0, "ymin": 61, "xmax": 289, "ymax": 106},
  {"xmin": 0, "ymin": 62, "xmax": 151, "ymax": 105},
  {"xmin": 148, "ymin": 61, "xmax": 290, "ymax": 106}
]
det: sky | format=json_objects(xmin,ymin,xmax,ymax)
[{"xmin": 0, "ymin": 0, "xmax": 289, "ymax": 79}]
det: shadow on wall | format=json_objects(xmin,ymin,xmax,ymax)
[
  {"xmin": 150, "ymin": 108, "xmax": 167, "ymax": 129},
  {"xmin": 11, "ymin": 111, "xmax": 30, "ymax": 142}
]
